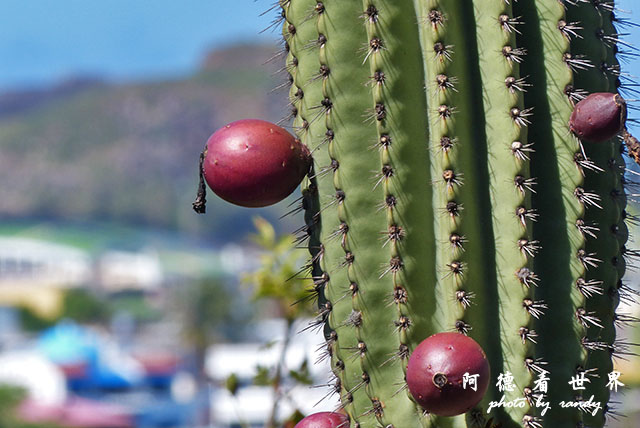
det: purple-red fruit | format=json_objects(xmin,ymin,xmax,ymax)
[
  {"xmin": 294, "ymin": 412, "xmax": 349, "ymax": 428},
  {"xmin": 406, "ymin": 332, "xmax": 490, "ymax": 417},
  {"xmin": 569, "ymin": 92, "xmax": 627, "ymax": 142},
  {"xmin": 203, "ymin": 119, "xmax": 311, "ymax": 207}
]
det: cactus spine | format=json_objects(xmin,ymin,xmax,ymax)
[{"xmin": 279, "ymin": 0, "xmax": 632, "ymax": 426}]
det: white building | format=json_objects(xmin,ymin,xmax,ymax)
[
  {"xmin": 0, "ymin": 237, "xmax": 91, "ymax": 288},
  {"xmin": 0, "ymin": 237, "xmax": 92, "ymax": 317},
  {"xmin": 97, "ymin": 250, "xmax": 163, "ymax": 292}
]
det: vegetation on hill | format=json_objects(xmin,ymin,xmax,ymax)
[{"xmin": 0, "ymin": 43, "xmax": 297, "ymax": 243}]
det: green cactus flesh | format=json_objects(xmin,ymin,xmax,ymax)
[{"xmin": 284, "ymin": 0, "xmax": 631, "ymax": 427}]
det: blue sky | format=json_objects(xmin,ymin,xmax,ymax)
[
  {"xmin": 0, "ymin": 0, "xmax": 639, "ymax": 91},
  {"xmin": 0, "ymin": 0, "xmax": 281, "ymax": 90}
]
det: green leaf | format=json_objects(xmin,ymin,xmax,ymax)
[
  {"xmin": 253, "ymin": 365, "xmax": 273, "ymax": 386},
  {"xmin": 225, "ymin": 373, "xmax": 240, "ymax": 396},
  {"xmin": 288, "ymin": 359, "xmax": 313, "ymax": 385}
]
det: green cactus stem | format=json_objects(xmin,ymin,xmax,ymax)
[{"xmin": 275, "ymin": 0, "xmax": 634, "ymax": 427}]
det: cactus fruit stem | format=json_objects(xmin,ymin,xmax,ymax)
[{"xmin": 193, "ymin": 147, "xmax": 208, "ymax": 214}]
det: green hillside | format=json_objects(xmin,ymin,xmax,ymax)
[{"xmin": 0, "ymin": 43, "xmax": 299, "ymax": 242}]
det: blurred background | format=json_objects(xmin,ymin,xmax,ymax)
[{"xmin": 0, "ymin": 1, "xmax": 639, "ymax": 427}]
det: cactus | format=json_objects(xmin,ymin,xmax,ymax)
[{"xmin": 240, "ymin": 0, "xmax": 638, "ymax": 427}]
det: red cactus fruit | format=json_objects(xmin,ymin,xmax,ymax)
[
  {"xmin": 294, "ymin": 412, "xmax": 349, "ymax": 428},
  {"xmin": 202, "ymin": 119, "xmax": 311, "ymax": 208},
  {"xmin": 406, "ymin": 332, "xmax": 490, "ymax": 417},
  {"xmin": 569, "ymin": 92, "xmax": 627, "ymax": 142}
]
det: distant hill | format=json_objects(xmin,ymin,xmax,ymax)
[
  {"xmin": 0, "ymin": 76, "xmax": 109, "ymax": 118},
  {"xmin": 0, "ymin": 43, "xmax": 301, "ymax": 242}
]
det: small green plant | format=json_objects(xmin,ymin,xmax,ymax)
[{"xmin": 243, "ymin": 217, "xmax": 316, "ymax": 428}]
